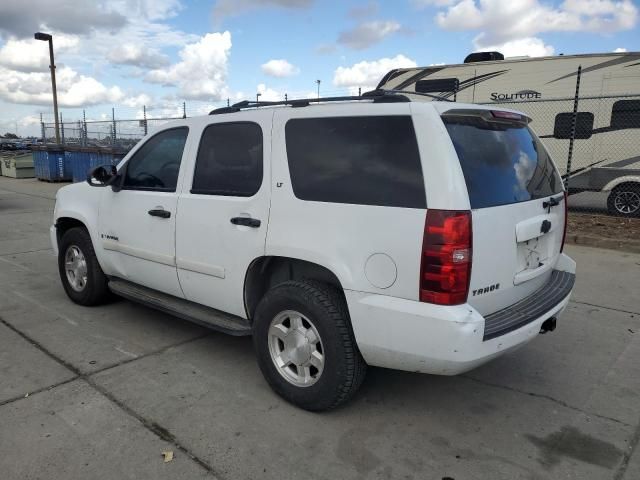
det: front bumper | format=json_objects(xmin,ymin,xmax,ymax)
[{"xmin": 346, "ymin": 253, "xmax": 576, "ymax": 375}]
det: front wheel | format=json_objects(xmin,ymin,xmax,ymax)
[
  {"xmin": 607, "ymin": 183, "xmax": 640, "ymax": 217},
  {"xmin": 253, "ymin": 280, "xmax": 367, "ymax": 411},
  {"xmin": 57, "ymin": 227, "xmax": 111, "ymax": 306}
]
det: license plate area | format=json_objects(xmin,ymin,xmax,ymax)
[{"xmin": 516, "ymin": 235, "xmax": 551, "ymax": 273}]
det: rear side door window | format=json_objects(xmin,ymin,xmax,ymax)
[
  {"xmin": 191, "ymin": 122, "xmax": 263, "ymax": 196},
  {"xmin": 123, "ymin": 127, "xmax": 188, "ymax": 192},
  {"xmin": 285, "ymin": 116, "xmax": 426, "ymax": 208}
]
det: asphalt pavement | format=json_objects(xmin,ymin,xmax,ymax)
[{"xmin": 1, "ymin": 177, "xmax": 639, "ymax": 480}]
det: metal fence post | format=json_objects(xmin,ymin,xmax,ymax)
[
  {"xmin": 60, "ymin": 112, "xmax": 65, "ymax": 145},
  {"xmin": 112, "ymin": 107, "xmax": 117, "ymax": 145},
  {"xmin": 565, "ymin": 65, "xmax": 582, "ymax": 190},
  {"xmin": 82, "ymin": 110, "xmax": 87, "ymax": 146},
  {"xmin": 143, "ymin": 105, "xmax": 148, "ymax": 136}
]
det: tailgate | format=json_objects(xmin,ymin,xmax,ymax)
[
  {"xmin": 469, "ymin": 196, "xmax": 565, "ymax": 316},
  {"xmin": 442, "ymin": 108, "xmax": 566, "ymax": 316}
]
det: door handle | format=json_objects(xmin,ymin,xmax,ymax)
[
  {"xmin": 230, "ymin": 217, "xmax": 261, "ymax": 228},
  {"xmin": 148, "ymin": 208, "xmax": 171, "ymax": 219}
]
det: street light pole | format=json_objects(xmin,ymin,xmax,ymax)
[{"xmin": 34, "ymin": 32, "xmax": 60, "ymax": 144}]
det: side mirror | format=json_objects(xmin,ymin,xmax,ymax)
[{"xmin": 87, "ymin": 164, "xmax": 117, "ymax": 187}]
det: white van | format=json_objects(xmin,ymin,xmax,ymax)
[{"xmin": 50, "ymin": 92, "xmax": 576, "ymax": 410}]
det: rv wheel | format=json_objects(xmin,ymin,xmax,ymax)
[{"xmin": 607, "ymin": 183, "xmax": 640, "ymax": 217}]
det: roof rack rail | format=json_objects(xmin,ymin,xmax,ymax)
[{"xmin": 208, "ymin": 89, "xmax": 413, "ymax": 115}]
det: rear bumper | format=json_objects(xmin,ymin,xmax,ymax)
[{"xmin": 346, "ymin": 253, "xmax": 576, "ymax": 375}]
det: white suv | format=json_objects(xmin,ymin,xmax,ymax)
[{"xmin": 51, "ymin": 92, "xmax": 576, "ymax": 411}]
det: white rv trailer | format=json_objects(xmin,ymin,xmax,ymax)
[{"xmin": 377, "ymin": 52, "xmax": 640, "ymax": 217}]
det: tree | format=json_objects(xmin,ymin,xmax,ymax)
[{"xmin": 3, "ymin": 133, "xmax": 18, "ymax": 139}]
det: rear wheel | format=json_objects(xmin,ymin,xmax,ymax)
[
  {"xmin": 253, "ymin": 280, "xmax": 366, "ymax": 411},
  {"xmin": 58, "ymin": 227, "xmax": 110, "ymax": 306},
  {"xmin": 607, "ymin": 183, "xmax": 640, "ymax": 217}
]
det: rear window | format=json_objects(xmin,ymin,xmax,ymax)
[
  {"xmin": 443, "ymin": 113, "xmax": 563, "ymax": 209},
  {"xmin": 285, "ymin": 116, "xmax": 426, "ymax": 208}
]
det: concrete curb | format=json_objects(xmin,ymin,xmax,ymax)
[{"xmin": 565, "ymin": 234, "xmax": 640, "ymax": 254}]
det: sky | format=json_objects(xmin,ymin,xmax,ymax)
[{"xmin": 0, "ymin": 0, "xmax": 638, "ymax": 136}]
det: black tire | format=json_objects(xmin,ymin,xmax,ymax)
[
  {"xmin": 253, "ymin": 280, "xmax": 367, "ymax": 411},
  {"xmin": 57, "ymin": 227, "xmax": 111, "ymax": 306},
  {"xmin": 607, "ymin": 183, "xmax": 640, "ymax": 217}
]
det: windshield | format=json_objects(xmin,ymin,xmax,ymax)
[{"xmin": 443, "ymin": 115, "xmax": 563, "ymax": 209}]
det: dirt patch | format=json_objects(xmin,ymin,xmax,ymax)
[{"xmin": 566, "ymin": 211, "xmax": 640, "ymax": 253}]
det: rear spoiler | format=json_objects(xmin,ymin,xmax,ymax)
[{"xmin": 441, "ymin": 108, "xmax": 532, "ymax": 128}]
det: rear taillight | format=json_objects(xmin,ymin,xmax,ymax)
[
  {"xmin": 561, "ymin": 191, "xmax": 568, "ymax": 252},
  {"xmin": 420, "ymin": 210, "xmax": 472, "ymax": 305}
]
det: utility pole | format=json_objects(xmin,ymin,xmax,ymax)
[
  {"xmin": 316, "ymin": 79, "xmax": 321, "ymax": 99},
  {"xmin": 34, "ymin": 32, "xmax": 60, "ymax": 144},
  {"xmin": 182, "ymin": 101, "xmax": 186, "ymax": 119}
]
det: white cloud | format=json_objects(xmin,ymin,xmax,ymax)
[
  {"xmin": 614, "ymin": 47, "xmax": 627, "ymax": 52},
  {"xmin": 0, "ymin": 35, "xmax": 79, "ymax": 72},
  {"xmin": 213, "ymin": 0, "xmax": 313, "ymax": 21},
  {"xmin": 146, "ymin": 32, "xmax": 232, "ymax": 101},
  {"xmin": 256, "ymin": 83, "xmax": 283, "ymax": 101},
  {"xmin": 0, "ymin": 0, "xmax": 127, "ymax": 38},
  {"xmin": 0, "ymin": 65, "xmax": 124, "ymax": 107},
  {"xmin": 433, "ymin": 0, "xmax": 638, "ymax": 46},
  {"xmin": 412, "ymin": 0, "xmax": 457, "ymax": 7},
  {"xmin": 261, "ymin": 59, "xmax": 300, "ymax": 77},
  {"xmin": 348, "ymin": 2, "xmax": 379, "ymax": 19},
  {"xmin": 478, "ymin": 37, "xmax": 555, "ymax": 57},
  {"xmin": 107, "ymin": 44, "xmax": 169, "ymax": 69},
  {"xmin": 315, "ymin": 43, "xmax": 337, "ymax": 55},
  {"xmin": 123, "ymin": 93, "xmax": 154, "ymax": 108},
  {"xmin": 333, "ymin": 54, "xmax": 417, "ymax": 90},
  {"xmin": 338, "ymin": 20, "xmax": 402, "ymax": 50}
]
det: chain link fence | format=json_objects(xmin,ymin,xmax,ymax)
[
  {"xmin": 40, "ymin": 86, "xmax": 640, "ymax": 223},
  {"xmin": 43, "ymin": 117, "xmax": 187, "ymax": 151}
]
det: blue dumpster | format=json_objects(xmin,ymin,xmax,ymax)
[
  {"xmin": 33, "ymin": 145, "xmax": 71, "ymax": 181},
  {"xmin": 71, "ymin": 147, "xmax": 117, "ymax": 183},
  {"xmin": 71, "ymin": 147, "xmax": 125, "ymax": 183}
]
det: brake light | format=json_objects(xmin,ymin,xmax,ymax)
[
  {"xmin": 561, "ymin": 191, "xmax": 568, "ymax": 252},
  {"xmin": 420, "ymin": 210, "xmax": 472, "ymax": 305},
  {"xmin": 491, "ymin": 110, "xmax": 523, "ymax": 120}
]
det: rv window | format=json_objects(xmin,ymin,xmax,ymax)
[
  {"xmin": 611, "ymin": 100, "xmax": 640, "ymax": 129},
  {"xmin": 553, "ymin": 112, "xmax": 594, "ymax": 139},
  {"xmin": 415, "ymin": 78, "xmax": 460, "ymax": 93}
]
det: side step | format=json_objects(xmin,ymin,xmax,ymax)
[{"xmin": 108, "ymin": 278, "xmax": 252, "ymax": 336}]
